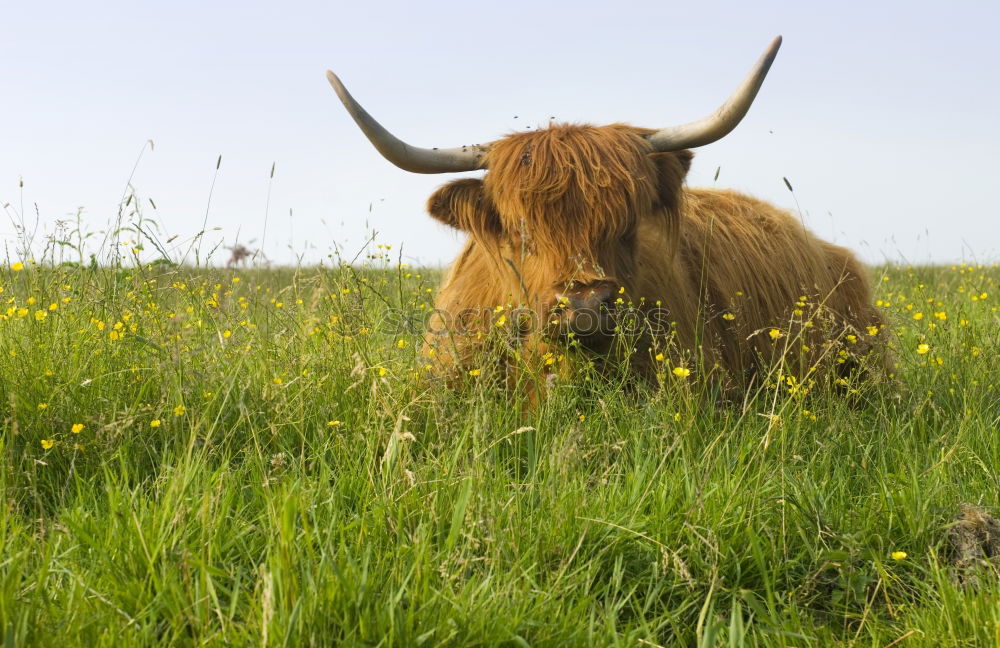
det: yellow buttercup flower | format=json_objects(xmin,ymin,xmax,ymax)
[
  {"xmin": 150, "ymin": 419, "xmax": 162, "ymax": 428},
  {"xmin": 769, "ymin": 329, "xmax": 783, "ymax": 340},
  {"xmin": 672, "ymin": 367, "xmax": 691, "ymax": 378},
  {"xmin": 173, "ymin": 404, "xmax": 186, "ymax": 417},
  {"xmin": 11, "ymin": 263, "xmax": 24, "ymax": 271},
  {"xmin": 916, "ymin": 344, "xmax": 930, "ymax": 355},
  {"xmin": 891, "ymin": 551, "xmax": 907, "ymax": 561},
  {"xmin": 468, "ymin": 369, "xmax": 481, "ymax": 376},
  {"xmin": 71, "ymin": 423, "xmax": 84, "ymax": 434},
  {"xmin": 40, "ymin": 439, "xmax": 54, "ymax": 449}
]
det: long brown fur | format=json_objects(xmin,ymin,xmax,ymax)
[{"xmin": 424, "ymin": 123, "xmax": 887, "ymax": 391}]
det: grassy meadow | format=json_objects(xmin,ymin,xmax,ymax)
[{"xmin": 1, "ymin": 251, "xmax": 999, "ymax": 646}]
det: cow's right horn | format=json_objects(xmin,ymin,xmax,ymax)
[
  {"xmin": 647, "ymin": 36, "xmax": 782, "ymax": 152},
  {"xmin": 326, "ymin": 71, "xmax": 487, "ymax": 174}
]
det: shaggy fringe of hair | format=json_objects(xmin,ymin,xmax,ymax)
[{"xmin": 484, "ymin": 124, "xmax": 660, "ymax": 279}]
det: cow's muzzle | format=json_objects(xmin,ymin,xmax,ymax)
[{"xmin": 552, "ymin": 279, "xmax": 619, "ymax": 341}]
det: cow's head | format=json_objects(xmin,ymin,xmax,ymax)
[
  {"xmin": 424, "ymin": 125, "xmax": 693, "ymax": 347},
  {"xmin": 327, "ymin": 37, "xmax": 781, "ymax": 344}
]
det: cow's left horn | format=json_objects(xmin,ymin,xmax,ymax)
[
  {"xmin": 647, "ymin": 36, "xmax": 782, "ymax": 152},
  {"xmin": 326, "ymin": 71, "xmax": 487, "ymax": 174}
]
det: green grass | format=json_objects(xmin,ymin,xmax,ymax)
[{"xmin": 1, "ymin": 258, "xmax": 998, "ymax": 646}]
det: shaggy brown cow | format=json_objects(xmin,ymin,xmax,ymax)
[{"xmin": 326, "ymin": 36, "xmax": 887, "ymax": 394}]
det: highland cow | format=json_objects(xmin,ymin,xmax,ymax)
[{"xmin": 326, "ymin": 36, "xmax": 887, "ymax": 394}]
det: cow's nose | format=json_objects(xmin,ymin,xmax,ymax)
[
  {"xmin": 554, "ymin": 280, "xmax": 619, "ymax": 338},
  {"xmin": 564, "ymin": 281, "xmax": 617, "ymax": 312}
]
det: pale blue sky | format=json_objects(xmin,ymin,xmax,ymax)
[{"xmin": 3, "ymin": 0, "xmax": 998, "ymax": 266}]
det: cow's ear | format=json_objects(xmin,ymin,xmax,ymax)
[
  {"xmin": 427, "ymin": 178, "xmax": 501, "ymax": 237},
  {"xmin": 649, "ymin": 150, "xmax": 693, "ymax": 213}
]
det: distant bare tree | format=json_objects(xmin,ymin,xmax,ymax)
[
  {"xmin": 225, "ymin": 239, "xmax": 268, "ymax": 268},
  {"xmin": 226, "ymin": 244, "xmax": 252, "ymax": 268}
]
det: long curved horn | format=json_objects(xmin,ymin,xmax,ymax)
[
  {"xmin": 326, "ymin": 71, "xmax": 487, "ymax": 174},
  {"xmin": 646, "ymin": 36, "xmax": 782, "ymax": 152}
]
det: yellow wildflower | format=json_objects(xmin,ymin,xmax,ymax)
[
  {"xmin": 40, "ymin": 439, "xmax": 54, "ymax": 449},
  {"xmin": 891, "ymin": 551, "xmax": 907, "ymax": 561},
  {"xmin": 150, "ymin": 419, "xmax": 161, "ymax": 428},
  {"xmin": 173, "ymin": 404, "xmax": 186, "ymax": 417},
  {"xmin": 769, "ymin": 329, "xmax": 782, "ymax": 340},
  {"xmin": 71, "ymin": 423, "xmax": 84, "ymax": 434},
  {"xmin": 672, "ymin": 367, "xmax": 691, "ymax": 378},
  {"xmin": 468, "ymin": 369, "xmax": 482, "ymax": 377},
  {"xmin": 11, "ymin": 262, "xmax": 24, "ymax": 271},
  {"xmin": 917, "ymin": 344, "xmax": 930, "ymax": 355}
]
